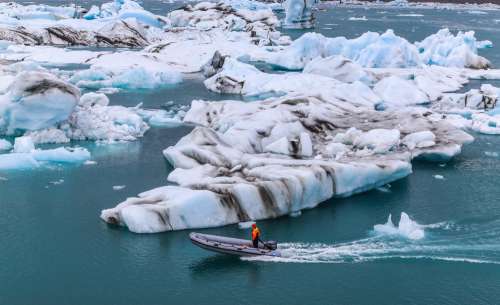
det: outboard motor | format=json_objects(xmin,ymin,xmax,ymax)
[{"xmin": 265, "ymin": 240, "xmax": 278, "ymax": 250}]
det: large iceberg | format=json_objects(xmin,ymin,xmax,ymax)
[{"xmin": 101, "ymin": 94, "xmax": 473, "ymax": 233}]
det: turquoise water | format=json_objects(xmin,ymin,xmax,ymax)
[{"xmin": 2, "ymin": 2, "xmax": 500, "ymax": 305}]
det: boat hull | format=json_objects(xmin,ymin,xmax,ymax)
[{"xmin": 190, "ymin": 232, "xmax": 280, "ymax": 257}]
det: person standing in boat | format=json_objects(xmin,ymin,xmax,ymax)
[{"xmin": 251, "ymin": 223, "xmax": 260, "ymax": 248}]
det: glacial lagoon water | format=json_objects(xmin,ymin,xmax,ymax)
[{"xmin": 2, "ymin": 2, "xmax": 500, "ymax": 305}]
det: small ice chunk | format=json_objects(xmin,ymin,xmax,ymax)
[
  {"xmin": 376, "ymin": 184, "xmax": 391, "ymax": 193},
  {"xmin": 348, "ymin": 16, "xmax": 367, "ymax": 21},
  {"xmin": 289, "ymin": 210, "xmax": 302, "ymax": 217},
  {"xmin": 0, "ymin": 176, "xmax": 8, "ymax": 181},
  {"xmin": 13, "ymin": 136, "xmax": 35, "ymax": 153},
  {"xmin": 484, "ymin": 151, "xmax": 499, "ymax": 157},
  {"xmin": 374, "ymin": 212, "xmax": 424, "ymax": 240},
  {"xmin": 113, "ymin": 185, "xmax": 126, "ymax": 190},
  {"xmin": 433, "ymin": 174, "xmax": 444, "ymax": 180},
  {"xmin": 238, "ymin": 221, "xmax": 256, "ymax": 229},
  {"xmin": 84, "ymin": 160, "xmax": 98, "ymax": 165},
  {"xmin": 49, "ymin": 179, "xmax": 64, "ymax": 185}
]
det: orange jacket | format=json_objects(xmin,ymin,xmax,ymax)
[{"xmin": 252, "ymin": 227, "xmax": 260, "ymax": 241}]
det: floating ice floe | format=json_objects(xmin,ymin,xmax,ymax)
[
  {"xmin": 433, "ymin": 174, "xmax": 444, "ymax": 180},
  {"xmin": 0, "ymin": 2, "xmax": 80, "ymax": 22},
  {"xmin": 69, "ymin": 52, "xmax": 182, "ymax": 90},
  {"xmin": 101, "ymin": 94, "xmax": 473, "ymax": 233},
  {"xmin": 0, "ymin": 71, "xmax": 162, "ymax": 151},
  {"xmin": 64, "ymin": 92, "xmax": 149, "ymax": 142},
  {"xmin": 416, "ymin": 29, "xmax": 491, "ymax": 69},
  {"xmin": 0, "ymin": 136, "xmax": 90, "ymax": 170},
  {"xmin": 168, "ymin": 2, "xmax": 279, "ymax": 33},
  {"xmin": 0, "ymin": 0, "xmax": 169, "ymax": 47},
  {"xmin": 257, "ymin": 28, "xmax": 491, "ymax": 70}
]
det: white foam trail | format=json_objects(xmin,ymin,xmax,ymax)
[{"xmin": 242, "ymin": 214, "xmax": 500, "ymax": 265}]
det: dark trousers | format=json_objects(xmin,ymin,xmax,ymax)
[{"xmin": 252, "ymin": 238, "xmax": 259, "ymax": 248}]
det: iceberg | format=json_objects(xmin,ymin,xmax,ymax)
[
  {"xmin": 64, "ymin": 93, "xmax": 149, "ymax": 142},
  {"xmin": 0, "ymin": 71, "xmax": 80, "ymax": 135},
  {"xmin": 259, "ymin": 28, "xmax": 490, "ymax": 70},
  {"xmin": 416, "ymin": 29, "xmax": 491, "ymax": 69},
  {"xmin": 101, "ymin": 94, "xmax": 473, "ymax": 233},
  {"xmin": 283, "ymin": 0, "xmax": 316, "ymax": 29}
]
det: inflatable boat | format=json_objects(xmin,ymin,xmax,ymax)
[{"xmin": 189, "ymin": 232, "xmax": 280, "ymax": 257}]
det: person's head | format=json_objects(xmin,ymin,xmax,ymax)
[{"xmin": 252, "ymin": 223, "xmax": 257, "ymax": 229}]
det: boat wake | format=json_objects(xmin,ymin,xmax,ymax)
[{"xmin": 242, "ymin": 213, "xmax": 500, "ymax": 265}]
